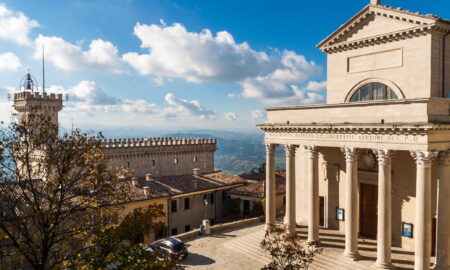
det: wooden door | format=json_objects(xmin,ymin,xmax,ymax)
[{"xmin": 360, "ymin": 183, "xmax": 378, "ymax": 239}]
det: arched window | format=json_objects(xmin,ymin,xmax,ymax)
[{"xmin": 349, "ymin": 83, "xmax": 398, "ymax": 102}]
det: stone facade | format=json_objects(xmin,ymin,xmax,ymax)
[
  {"xmin": 103, "ymin": 137, "xmax": 216, "ymax": 177},
  {"xmin": 260, "ymin": 1, "xmax": 450, "ymax": 270}
]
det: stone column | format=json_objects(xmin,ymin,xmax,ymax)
[
  {"xmin": 434, "ymin": 150, "xmax": 450, "ymax": 270},
  {"xmin": 284, "ymin": 144, "xmax": 297, "ymax": 235},
  {"xmin": 411, "ymin": 151, "xmax": 438, "ymax": 270},
  {"xmin": 265, "ymin": 143, "xmax": 277, "ymax": 228},
  {"xmin": 341, "ymin": 147, "xmax": 360, "ymax": 260},
  {"xmin": 373, "ymin": 149, "xmax": 393, "ymax": 269},
  {"xmin": 304, "ymin": 145, "xmax": 320, "ymax": 244}
]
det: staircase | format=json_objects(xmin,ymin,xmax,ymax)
[{"xmin": 223, "ymin": 225, "xmax": 416, "ymax": 270}]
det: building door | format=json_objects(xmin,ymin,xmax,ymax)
[
  {"xmin": 243, "ymin": 200, "xmax": 250, "ymax": 216},
  {"xmin": 360, "ymin": 183, "xmax": 378, "ymax": 239}
]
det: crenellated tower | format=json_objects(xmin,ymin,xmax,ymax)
[{"xmin": 13, "ymin": 72, "xmax": 63, "ymax": 126}]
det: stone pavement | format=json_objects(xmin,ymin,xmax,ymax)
[
  {"xmin": 180, "ymin": 222, "xmax": 420, "ymax": 270},
  {"xmin": 180, "ymin": 223, "xmax": 266, "ymax": 270}
]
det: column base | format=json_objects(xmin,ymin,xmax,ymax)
[
  {"xmin": 432, "ymin": 263, "xmax": 450, "ymax": 270},
  {"xmin": 374, "ymin": 261, "xmax": 393, "ymax": 269},
  {"xmin": 285, "ymin": 226, "xmax": 297, "ymax": 236},
  {"xmin": 343, "ymin": 251, "xmax": 360, "ymax": 261}
]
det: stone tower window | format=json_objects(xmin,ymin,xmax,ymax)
[{"xmin": 349, "ymin": 83, "xmax": 398, "ymax": 102}]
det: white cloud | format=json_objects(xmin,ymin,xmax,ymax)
[
  {"xmin": 122, "ymin": 22, "xmax": 273, "ymax": 83},
  {"xmin": 164, "ymin": 93, "xmax": 215, "ymax": 119},
  {"xmin": 224, "ymin": 112, "xmax": 238, "ymax": 121},
  {"xmin": 0, "ymin": 52, "xmax": 21, "ymax": 71},
  {"xmin": 45, "ymin": 82, "xmax": 215, "ymax": 120},
  {"xmin": 241, "ymin": 51, "xmax": 323, "ymax": 105},
  {"xmin": 0, "ymin": 4, "xmax": 39, "ymax": 46},
  {"xmin": 34, "ymin": 35, "xmax": 123, "ymax": 73},
  {"xmin": 122, "ymin": 21, "xmax": 324, "ymax": 105},
  {"xmin": 304, "ymin": 80, "xmax": 327, "ymax": 91},
  {"xmin": 250, "ymin": 109, "xmax": 265, "ymax": 122}
]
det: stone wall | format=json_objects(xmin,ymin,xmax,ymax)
[{"xmin": 103, "ymin": 137, "xmax": 216, "ymax": 176}]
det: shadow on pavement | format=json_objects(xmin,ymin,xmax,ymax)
[{"xmin": 181, "ymin": 252, "xmax": 216, "ymax": 266}]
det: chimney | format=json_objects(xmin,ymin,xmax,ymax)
[
  {"xmin": 131, "ymin": 177, "xmax": 139, "ymax": 187},
  {"xmin": 145, "ymin": 173, "xmax": 153, "ymax": 181},
  {"xmin": 370, "ymin": 0, "xmax": 380, "ymax": 5},
  {"xmin": 143, "ymin": 186, "xmax": 150, "ymax": 197},
  {"xmin": 193, "ymin": 168, "xmax": 200, "ymax": 176},
  {"xmin": 192, "ymin": 178, "xmax": 198, "ymax": 189}
]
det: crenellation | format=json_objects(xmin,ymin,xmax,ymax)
[{"xmin": 102, "ymin": 136, "xmax": 216, "ymax": 176}]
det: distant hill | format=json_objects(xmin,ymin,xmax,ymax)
[{"xmin": 164, "ymin": 131, "xmax": 285, "ymax": 175}]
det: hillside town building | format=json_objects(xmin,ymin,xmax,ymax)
[
  {"xmin": 260, "ymin": 1, "xmax": 450, "ymax": 269},
  {"xmin": 10, "ymin": 72, "xmax": 235, "ymax": 245}
]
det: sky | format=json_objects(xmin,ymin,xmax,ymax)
[{"xmin": 0, "ymin": 0, "xmax": 449, "ymax": 134}]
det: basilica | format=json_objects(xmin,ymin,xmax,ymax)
[{"xmin": 260, "ymin": 0, "xmax": 450, "ymax": 269}]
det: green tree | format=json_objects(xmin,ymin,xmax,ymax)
[
  {"xmin": 0, "ymin": 114, "xmax": 135, "ymax": 270},
  {"xmin": 78, "ymin": 205, "xmax": 178, "ymax": 270}
]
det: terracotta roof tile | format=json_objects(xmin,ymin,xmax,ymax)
[{"xmin": 228, "ymin": 171, "xmax": 286, "ymax": 198}]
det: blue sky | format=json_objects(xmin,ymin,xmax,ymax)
[{"xmin": 0, "ymin": 0, "xmax": 449, "ymax": 134}]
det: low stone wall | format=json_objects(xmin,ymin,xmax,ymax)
[{"xmin": 174, "ymin": 216, "xmax": 264, "ymax": 241}]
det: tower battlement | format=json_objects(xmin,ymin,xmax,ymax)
[{"xmin": 14, "ymin": 91, "xmax": 63, "ymax": 101}]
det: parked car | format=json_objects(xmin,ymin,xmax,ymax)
[{"xmin": 147, "ymin": 238, "xmax": 188, "ymax": 260}]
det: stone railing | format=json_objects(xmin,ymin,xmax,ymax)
[{"xmin": 174, "ymin": 216, "xmax": 264, "ymax": 241}]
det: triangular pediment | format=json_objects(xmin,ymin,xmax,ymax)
[{"xmin": 317, "ymin": 4, "xmax": 442, "ymax": 52}]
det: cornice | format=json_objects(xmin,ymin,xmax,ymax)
[
  {"xmin": 321, "ymin": 24, "xmax": 433, "ymax": 54},
  {"xmin": 318, "ymin": 5, "xmax": 450, "ymax": 54},
  {"xmin": 259, "ymin": 124, "xmax": 450, "ymax": 135}
]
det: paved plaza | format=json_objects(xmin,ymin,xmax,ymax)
[{"xmin": 180, "ymin": 222, "xmax": 420, "ymax": 270}]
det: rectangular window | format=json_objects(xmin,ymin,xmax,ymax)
[
  {"xmin": 184, "ymin": 197, "xmax": 190, "ymax": 210},
  {"xmin": 174, "ymin": 158, "xmax": 178, "ymax": 164},
  {"xmin": 210, "ymin": 193, "xmax": 214, "ymax": 204},
  {"xmin": 194, "ymin": 156, "xmax": 198, "ymax": 162},
  {"xmin": 151, "ymin": 160, "xmax": 155, "ymax": 166},
  {"xmin": 171, "ymin": 200, "xmax": 177, "ymax": 213},
  {"xmin": 127, "ymin": 162, "xmax": 130, "ymax": 168},
  {"xmin": 222, "ymin": 191, "xmax": 226, "ymax": 202},
  {"xmin": 171, "ymin": 228, "xmax": 178, "ymax": 236},
  {"xmin": 184, "ymin": 225, "xmax": 191, "ymax": 232}
]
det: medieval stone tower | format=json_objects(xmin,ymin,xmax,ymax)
[{"xmin": 13, "ymin": 72, "xmax": 63, "ymax": 126}]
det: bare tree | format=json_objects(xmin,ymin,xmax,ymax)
[
  {"xmin": 0, "ymin": 114, "xmax": 130, "ymax": 270},
  {"xmin": 261, "ymin": 225, "xmax": 323, "ymax": 270}
]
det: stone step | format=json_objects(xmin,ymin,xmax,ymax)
[
  {"xmin": 313, "ymin": 252, "xmax": 369, "ymax": 270},
  {"xmin": 224, "ymin": 236, "xmax": 270, "ymax": 265}
]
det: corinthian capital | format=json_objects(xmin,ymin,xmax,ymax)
[
  {"xmin": 283, "ymin": 144, "xmax": 298, "ymax": 157},
  {"xmin": 265, "ymin": 143, "xmax": 277, "ymax": 155},
  {"xmin": 373, "ymin": 149, "xmax": 392, "ymax": 166},
  {"xmin": 410, "ymin": 150, "xmax": 438, "ymax": 167},
  {"xmin": 341, "ymin": 147, "xmax": 358, "ymax": 163},
  {"xmin": 302, "ymin": 145, "xmax": 318, "ymax": 159}
]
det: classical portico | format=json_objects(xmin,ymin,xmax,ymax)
[{"xmin": 260, "ymin": 1, "xmax": 450, "ymax": 269}]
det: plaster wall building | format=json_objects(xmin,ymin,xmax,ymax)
[{"xmin": 260, "ymin": 1, "xmax": 450, "ymax": 270}]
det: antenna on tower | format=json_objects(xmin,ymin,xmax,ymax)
[{"xmin": 42, "ymin": 45, "xmax": 45, "ymax": 94}]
